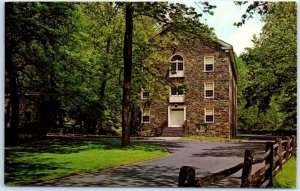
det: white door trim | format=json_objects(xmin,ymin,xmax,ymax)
[{"xmin": 168, "ymin": 105, "xmax": 186, "ymax": 127}]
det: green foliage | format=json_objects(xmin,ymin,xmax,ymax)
[
  {"xmin": 57, "ymin": 3, "xmax": 125, "ymax": 130},
  {"xmin": 5, "ymin": 138, "xmax": 167, "ymax": 185},
  {"xmin": 238, "ymin": 2, "xmax": 296, "ymax": 132},
  {"xmin": 6, "ymin": 2, "xmax": 216, "ymax": 136},
  {"xmin": 6, "ymin": 2, "xmax": 77, "ymax": 94},
  {"xmin": 273, "ymin": 157, "xmax": 296, "ymax": 188},
  {"xmin": 234, "ymin": 2, "xmax": 269, "ymax": 27}
]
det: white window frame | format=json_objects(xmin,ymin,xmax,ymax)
[
  {"xmin": 204, "ymin": 56, "xmax": 214, "ymax": 72},
  {"xmin": 169, "ymin": 55, "xmax": 185, "ymax": 77},
  {"xmin": 205, "ymin": 108, "xmax": 214, "ymax": 123},
  {"xmin": 141, "ymin": 108, "xmax": 150, "ymax": 123},
  {"xmin": 204, "ymin": 82, "xmax": 214, "ymax": 98},
  {"xmin": 141, "ymin": 89, "xmax": 150, "ymax": 100}
]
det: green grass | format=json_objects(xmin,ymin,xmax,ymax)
[
  {"xmin": 181, "ymin": 135, "xmax": 244, "ymax": 142},
  {"xmin": 273, "ymin": 157, "xmax": 297, "ymax": 188},
  {"xmin": 5, "ymin": 137, "xmax": 168, "ymax": 186}
]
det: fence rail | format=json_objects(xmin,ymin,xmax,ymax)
[{"xmin": 178, "ymin": 135, "xmax": 296, "ymax": 188}]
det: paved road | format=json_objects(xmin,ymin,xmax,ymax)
[{"xmin": 35, "ymin": 139, "xmax": 266, "ymax": 187}]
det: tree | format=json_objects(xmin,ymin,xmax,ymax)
[
  {"xmin": 120, "ymin": 2, "xmax": 216, "ymax": 146},
  {"xmin": 239, "ymin": 2, "xmax": 296, "ymax": 132},
  {"xmin": 234, "ymin": 1, "xmax": 269, "ymax": 27},
  {"xmin": 122, "ymin": 3, "xmax": 134, "ymax": 146},
  {"xmin": 5, "ymin": 2, "xmax": 216, "ymax": 146},
  {"xmin": 58, "ymin": 3, "xmax": 124, "ymax": 134},
  {"xmin": 5, "ymin": 2, "xmax": 78, "ymax": 145}
]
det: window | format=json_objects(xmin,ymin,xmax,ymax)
[
  {"xmin": 177, "ymin": 86, "xmax": 184, "ymax": 95},
  {"xmin": 196, "ymin": 124, "xmax": 207, "ymax": 133},
  {"xmin": 142, "ymin": 108, "xmax": 150, "ymax": 123},
  {"xmin": 171, "ymin": 63, "xmax": 177, "ymax": 72},
  {"xmin": 177, "ymin": 62, "xmax": 184, "ymax": 71},
  {"xmin": 204, "ymin": 82, "xmax": 214, "ymax": 98},
  {"xmin": 170, "ymin": 86, "xmax": 184, "ymax": 95},
  {"xmin": 204, "ymin": 56, "xmax": 214, "ymax": 72},
  {"xmin": 205, "ymin": 108, "xmax": 214, "ymax": 123},
  {"xmin": 171, "ymin": 87, "xmax": 177, "ymax": 95},
  {"xmin": 170, "ymin": 55, "xmax": 184, "ymax": 77},
  {"xmin": 141, "ymin": 90, "xmax": 150, "ymax": 99}
]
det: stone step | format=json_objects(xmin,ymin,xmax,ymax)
[
  {"xmin": 163, "ymin": 127, "xmax": 183, "ymax": 131},
  {"xmin": 161, "ymin": 134, "xmax": 185, "ymax": 137},
  {"xmin": 161, "ymin": 127, "xmax": 185, "ymax": 136}
]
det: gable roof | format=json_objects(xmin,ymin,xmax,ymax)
[{"xmin": 218, "ymin": 40, "xmax": 238, "ymax": 81}]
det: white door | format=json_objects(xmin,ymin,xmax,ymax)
[{"xmin": 170, "ymin": 109, "xmax": 184, "ymax": 127}]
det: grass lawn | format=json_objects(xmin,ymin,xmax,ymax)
[
  {"xmin": 181, "ymin": 135, "xmax": 244, "ymax": 142},
  {"xmin": 273, "ymin": 157, "xmax": 297, "ymax": 188},
  {"xmin": 5, "ymin": 137, "xmax": 168, "ymax": 186}
]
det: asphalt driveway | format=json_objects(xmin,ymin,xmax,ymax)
[{"xmin": 35, "ymin": 139, "xmax": 266, "ymax": 187}]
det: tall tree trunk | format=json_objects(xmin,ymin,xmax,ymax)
[
  {"xmin": 122, "ymin": 3, "xmax": 133, "ymax": 146},
  {"xmin": 5, "ymin": 48, "xmax": 19, "ymax": 146}
]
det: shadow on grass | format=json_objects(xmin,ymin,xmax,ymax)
[
  {"xmin": 5, "ymin": 158, "xmax": 71, "ymax": 185},
  {"xmin": 5, "ymin": 137, "xmax": 169, "ymax": 185},
  {"xmin": 5, "ymin": 137, "xmax": 121, "ymax": 154},
  {"xmin": 5, "ymin": 137, "xmax": 168, "ymax": 154}
]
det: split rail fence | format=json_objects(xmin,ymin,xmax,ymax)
[{"xmin": 178, "ymin": 135, "xmax": 296, "ymax": 188}]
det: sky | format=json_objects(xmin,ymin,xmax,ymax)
[{"xmin": 182, "ymin": 1, "xmax": 265, "ymax": 55}]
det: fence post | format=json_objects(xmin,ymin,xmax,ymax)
[
  {"xmin": 265, "ymin": 142, "xmax": 274, "ymax": 187},
  {"xmin": 275, "ymin": 138, "xmax": 283, "ymax": 170},
  {"xmin": 291, "ymin": 135, "xmax": 296, "ymax": 156},
  {"xmin": 285, "ymin": 136, "xmax": 291, "ymax": 160},
  {"xmin": 178, "ymin": 166, "xmax": 196, "ymax": 187},
  {"xmin": 241, "ymin": 149, "xmax": 253, "ymax": 187}
]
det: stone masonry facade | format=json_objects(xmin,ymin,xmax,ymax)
[{"xmin": 140, "ymin": 39, "xmax": 237, "ymax": 138}]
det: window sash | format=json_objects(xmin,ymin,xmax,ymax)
[
  {"xmin": 205, "ymin": 83, "xmax": 214, "ymax": 90},
  {"xmin": 170, "ymin": 62, "xmax": 184, "ymax": 71},
  {"xmin": 177, "ymin": 86, "xmax": 184, "ymax": 95},
  {"xmin": 142, "ymin": 91, "xmax": 150, "ymax": 99},
  {"xmin": 204, "ymin": 56, "xmax": 214, "ymax": 64},
  {"xmin": 143, "ymin": 108, "xmax": 150, "ymax": 115},
  {"xmin": 171, "ymin": 87, "xmax": 177, "ymax": 95},
  {"xmin": 205, "ymin": 108, "xmax": 213, "ymax": 115},
  {"xmin": 142, "ymin": 116, "xmax": 150, "ymax": 122},
  {"xmin": 204, "ymin": 56, "xmax": 214, "ymax": 71},
  {"xmin": 171, "ymin": 63, "xmax": 177, "ymax": 71},
  {"xmin": 177, "ymin": 62, "xmax": 184, "ymax": 71},
  {"xmin": 142, "ymin": 108, "xmax": 150, "ymax": 123},
  {"xmin": 170, "ymin": 86, "xmax": 184, "ymax": 95},
  {"xmin": 206, "ymin": 115, "xmax": 214, "ymax": 122},
  {"xmin": 205, "ymin": 90, "xmax": 213, "ymax": 97},
  {"xmin": 204, "ymin": 83, "xmax": 214, "ymax": 98},
  {"xmin": 205, "ymin": 108, "xmax": 214, "ymax": 123},
  {"xmin": 205, "ymin": 64, "xmax": 213, "ymax": 71}
]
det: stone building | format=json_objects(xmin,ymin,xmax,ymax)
[
  {"xmin": 140, "ymin": 39, "xmax": 237, "ymax": 138},
  {"xmin": 5, "ymin": 93, "xmax": 62, "ymax": 129}
]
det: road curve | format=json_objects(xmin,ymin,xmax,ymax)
[{"xmin": 35, "ymin": 139, "xmax": 266, "ymax": 187}]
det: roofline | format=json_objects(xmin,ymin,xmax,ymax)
[{"xmin": 218, "ymin": 40, "xmax": 238, "ymax": 81}]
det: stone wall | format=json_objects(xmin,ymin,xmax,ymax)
[
  {"xmin": 5, "ymin": 95, "xmax": 39, "ymax": 128},
  {"xmin": 139, "ymin": 39, "xmax": 237, "ymax": 138}
]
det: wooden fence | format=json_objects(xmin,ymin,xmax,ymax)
[{"xmin": 178, "ymin": 135, "xmax": 296, "ymax": 188}]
